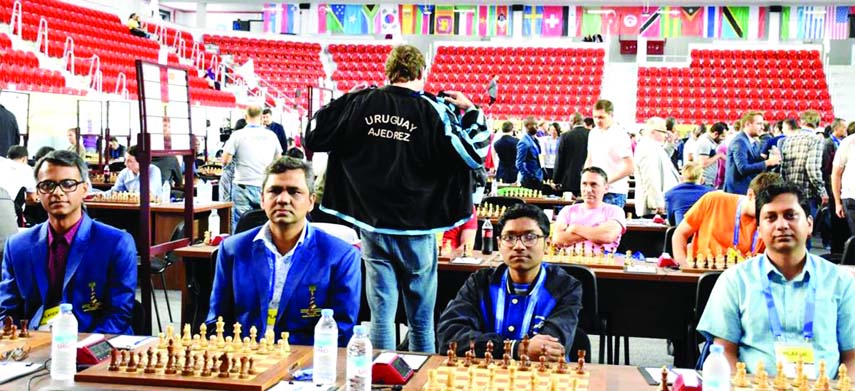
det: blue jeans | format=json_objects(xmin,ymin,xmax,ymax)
[
  {"xmin": 603, "ymin": 192, "xmax": 627, "ymax": 209},
  {"xmin": 231, "ymin": 183, "xmax": 261, "ymax": 233},
  {"xmin": 360, "ymin": 230, "xmax": 437, "ymax": 353}
]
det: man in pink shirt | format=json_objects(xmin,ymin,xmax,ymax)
[{"xmin": 553, "ymin": 167, "xmax": 627, "ymax": 253}]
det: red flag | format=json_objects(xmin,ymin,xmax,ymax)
[
  {"xmin": 542, "ymin": 6, "xmax": 565, "ymax": 37},
  {"xmin": 681, "ymin": 7, "xmax": 705, "ymax": 36},
  {"xmin": 612, "ymin": 7, "xmax": 643, "ymax": 36}
]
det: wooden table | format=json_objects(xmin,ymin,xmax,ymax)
[
  {"xmin": 12, "ymin": 342, "xmax": 658, "ymax": 390},
  {"xmin": 174, "ymin": 245, "xmax": 219, "ymax": 328},
  {"xmin": 90, "ymin": 180, "xmax": 114, "ymax": 191},
  {"xmin": 85, "ymin": 201, "xmax": 232, "ymax": 290}
]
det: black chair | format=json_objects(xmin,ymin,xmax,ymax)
[
  {"xmin": 663, "ymin": 226, "xmax": 676, "ymax": 255},
  {"xmin": 689, "ymin": 271, "xmax": 722, "ymax": 369},
  {"xmin": 560, "ymin": 265, "xmax": 608, "ymax": 364},
  {"xmin": 842, "ymin": 236, "xmax": 855, "ymax": 266},
  {"xmin": 234, "ymin": 209, "xmax": 268, "ymax": 234},
  {"xmin": 144, "ymin": 222, "xmax": 184, "ymax": 333},
  {"xmin": 570, "ymin": 326, "xmax": 591, "ymax": 362},
  {"xmin": 481, "ymin": 196, "xmax": 525, "ymax": 208}
]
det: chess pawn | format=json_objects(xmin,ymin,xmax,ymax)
[
  {"xmin": 192, "ymin": 334, "xmax": 201, "ymax": 350},
  {"xmin": 224, "ymin": 336, "xmax": 233, "ymax": 352},
  {"xmin": 278, "ymin": 332, "xmax": 291, "ymax": 353},
  {"xmin": 243, "ymin": 337, "xmax": 252, "ymax": 353},
  {"xmin": 158, "ymin": 332, "xmax": 166, "ymax": 349},
  {"xmin": 839, "ymin": 364, "xmax": 852, "ymax": 391},
  {"xmin": 166, "ymin": 324, "xmax": 175, "ymax": 342},
  {"xmin": 249, "ymin": 326, "xmax": 259, "ymax": 350},
  {"xmin": 109, "ymin": 348, "xmax": 120, "ymax": 371},
  {"xmin": 144, "ymin": 348, "xmax": 156, "ymax": 374},
  {"xmin": 733, "ymin": 362, "xmax": 750, "ymax": 387}
]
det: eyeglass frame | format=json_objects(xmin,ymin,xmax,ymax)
[
  {"xmin": 498, "ymin": 233, "xmax": 547, "ymax": 247},
  {"xmin": 36, "ymin": 179, "xmax": 86, "ymax": 194}
]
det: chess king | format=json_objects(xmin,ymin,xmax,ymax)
[
  {"xmin": 437, "ymin": 204, "xmax": 583, "ymax": 362},
  {"xmin": 698, "ymin": 183, "xmax": 855, "ymax": 379},
  {"xmin": 0, "ymin": 151, "xmax": 137, "ymax": 333},
  {"xmin": 207, "ymin": 157, "xmax": 361, "ymax": 347}
]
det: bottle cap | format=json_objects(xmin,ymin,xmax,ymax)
[
  {"xmin": 710, "ymin": 344, "xmax": 724, "ymax": 354},
  {"xmin": 321, "ymin": 309, "xmax": 333, "ymax": 317},
  {"xmin": 59, "ymin": 303, "xmax": 73, "ymax": 312},
  {"xmin": 353, "ymin": 325, "xmax": 367, "ymax": 336}
]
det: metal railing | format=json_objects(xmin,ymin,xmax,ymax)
[
  {"xmin": 62, "ymin": 36, "xmax": 75, "ymax": 75},
  {"xmin": 9, "ymin": 0, "xmax": 22, "ymax": 38},
  {"xmin": 35, "ymin": 16, "xmax": 48, "ymax": 56},
  {"xmin": 87, "ymin": 54, "xmax": 102, "ymax": 93}
]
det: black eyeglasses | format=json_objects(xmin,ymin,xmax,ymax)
[
  {"xmin": 499, "ymin": 233, "xmax": 546, "ymax": 247},
  {"xmin": 36, "ymin": 179, "xmax": 85, "ymax": 194}
]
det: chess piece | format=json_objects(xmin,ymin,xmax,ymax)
[
  {"xmin": 230, "ymin": 357, "xmax": 238, "ymax": 374},
  {"xmin": 734, "ymin": 362, "xmax": 750, "ymax": 387},
  {"xmin": 192, "ymin": 334, "xmax": 201, "ymax": 350},
  {"xmin": 519, "ymin": 354, "xmax": 531, "ymax": 371},
  {"xmin": 838, "ymin": 365, "xmax": 852, "ymax": 391},
  {"xmin": 755, "ymin": 360, "xmax": 766, "ymax": 384},
  {"xmin": 239, "ymin": 356, "xmax": 248, "ymax": 379},
  {"xmin": 243, "ymin": 337, "xmax": 252, "ymax": 353},
  {"xmin": 224, "ymin": 336, "xmax": 233, "ymax": 352},
  {"xmin": 218, "ymin": 352, "xmax": 230, "ymax": 378},
  {"xmin": 182, "ymin": 346, "xmax": 193, "ymax": 376},
  {"xmin": 463, "ymin": 350, "xmax": 472, "ymax": 367},
  {"xmin": 9, "ymin": 325, "xmax": 16, "ymax": 340},
  {"xmin": 119, "ymin": 350, "xmax": 128, "ymax": 367},
  {"xmin": 144, "ymin": 348, "xmax": 156, "ymax": 374},
  {"xmin": 468, "ymin": 340, "xmax": 478, "ymax": 366},
  {"xmin": 521, "ymin": 335, "xmax": 530, "ymax": 359},
  {"xmin": 248, "ymin": 357, "xmax": 256, "ymax": 375},
  {"xmin": 126, "ymin": 350, "xmax": 138, "ymax": 372},
  {"xmin": 201, "ymin": 351, "xmax": 211, "ymax": 377},
  {"xmin": 482, "ymin": 351, "xmax": 493, "ymax": 368},
  {"xmin": 166, "ymin": 324, "xmax": 175, "ymax": 342},
  {"xmin": 278, "ymin": 332, "xmax": 291, "ymax": 354},
  {"xmin": 165, "ymin": 350, "xmax": 177, "ymax": 375},
  {"xmin": 557, "ymin": 356, "xmax": 568, "ymax": 374},
  {"xmin": 18, "ymin": 320, "xmax": 28, "ymax": 337},
  {"xmin": 774, "ymin": 361, "xmax": 787, "ymax": 389},
  {"xmin": 216, "ymin": 316, "xmax": 225, "ymax": 347},
  {"xmin": 199, "ymin": 323, "xmax": 207, "ymax": 340},
  {"xmin": 658, "ymin": 366, "xmax": 670, "ymax": 391},
  {"xmin": 249, "ymin": 326, "xmax": 258, "ymax": 350},
  {"xmin": 155, "ymin": 351, "xmax": 164, "ymax": 368},
  {"xmin": 109, "ymin": 348, "xmax": 120, "ymax": 371},
  {"xmin": 183, "ymin": 324, "xmax": 192, "ymax": 344},
  {"xmin": 158, "ymin": 332, "xmax": 166, "ymax": 349},
  {"xmin": 538, "ymin": 354, "xmax": 547, "ymax": 373},
  {"xmin": 446, "ymin": 342, "xmax": 457, "ymax": 366}
]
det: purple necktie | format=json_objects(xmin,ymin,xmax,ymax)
[{"xmin": 47, "ymin": 235, "xmax": 69, "ymax": 306}]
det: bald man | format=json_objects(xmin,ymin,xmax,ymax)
[{"xmin": 633, "ymin": 117, "xmax": 680, "ymax": 218}]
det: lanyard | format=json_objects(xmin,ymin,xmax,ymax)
[
  {"xmin": 494, "ymin": 265, "xmax": 546, "ymax": 339},
  {"xmin": 759, "ymin": 256, "xmax": 816, "ymax": 341},
  {"xmin": 831, "ymin": 135, "xmax": 841, "ymax": 148},
  {"xmin": 733, "ymin": 197, "xmax": 760, "ymax": 254}
]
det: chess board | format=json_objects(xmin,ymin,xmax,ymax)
[
  {"xmin": 88, "ymin": 192, "xmax": 163, "ymax": 205},
  {"xmin": 423, "ymin": 353, "xmax": 596, "ymax": 391},
  {"xmin": 0, "ymin": 318, "xmax": 51, "ymax": 355},
  {"xmin": 542, "ymin": 252, "xmax": 626, "ymax": 270},
  {"xmin": 724, "ymin": 360, "xmax": 851, "ymax": 391},
  {"xmin": 76, "ymin": 322, "xmax": 308, "ymax": 391}
]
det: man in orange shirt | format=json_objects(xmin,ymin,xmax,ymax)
[{"xmin": 672, "ymin": 172, "xmax": 783, "ymax": 263}]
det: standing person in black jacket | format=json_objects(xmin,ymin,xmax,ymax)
[
  {"xmin": 493, "ymin": 121, "xmax": 518, "ymax": 184},
  {"xmin": 305, "ymin": 44, "xmax": 488, "ymax": 353},
  {"xmin": 0, "ymin": 101, "xmax": 19, "ymax": 157},
  {"xmin": 262, "ymin": 108, "xmax": 288, "ymax": 153},
  {"xmin": 552, "ymin": 112, "xmax": 590, "ymax": 197}
]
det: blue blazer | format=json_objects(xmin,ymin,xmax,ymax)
[
  {"xmin": 206, "ymin": 223, "xmax": 361, "ymax": 347},
  {"xmin": 725, "ymin": 131, "xmax": 766, "ymax": 195},
  {"xmin": 0, "ymin": 214, "xmax": 137, "ymax": 334},
  {"xmin": 516, "ymin": 134, "xmax": 543, "ymax": 183},
  {"xmin": 267, "ymin": 122, "xmax": 288, "ymax": 153},
  {"xmin": 494, "ymin": 135, "xmax": 519, "ymax": 183}
]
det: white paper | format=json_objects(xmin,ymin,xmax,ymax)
[
  {"xmin": 451, "ymin": 257, "xmax": 482, "ymax": 265},
  {"xmin": 644, "ymin": 367, "xmax": 699, "ymax": 385},
  {"xmin": 399, "ymin": 354, "xmax": 429, "ymax": 370},
  {"xmin": 108, "ymin": 335, "xmax": 155, "ymax": 350},
  {"xmin": 0, "ymin": 361, "xmax": 42, "ymax": 384}
]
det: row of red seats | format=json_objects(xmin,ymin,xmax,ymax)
[
  {"xmin": 436, "ymin": 46, "xmax": 605, "ymax": 58},
  {"xmin": 0, "ymin": 48, "xmax": 37, "ymax": 68},
  {"xmin": 640, "ymin": 76, "xmax": 829, "ymax": 91},
  {"xmin": 639, "ymin": 95, "xmax": 832, "ymax": 111},
  {"xmin": 691, "ymin": 49, "xmax": 821, "ymax": 60},
  {"xmin": 0, "ymin": 33, "xmax": 10, "ymax": 50},
  {"xmin": 334, "ymin": 62, "xmax": 385, "ymax": 73},
  {"xmin": 331, "ymin": 52, "xmax": 387, "ymax": 64},
  {"xmin": 638, "ymin": 86, "xmax": 830, "ymax": 101},
  {"xmin": 204, "ymin": 35, "xmax": 321, "ymax": 52},
  {"xmin": 434, "ymin": 54, "xmax": 604, "ymax": 67},
  {"xmin": 640, "ymin": 66, "xmax": 825, "ymax": 79},
  {"xmin": 328, "ymin": 43, "xmax": 391, "ymax": 54},
  {"xmin": 12, "ymin": 0, "xmax": 122, "ymax": 34},
  {"xmin": 486, "ymin": 102, "xmax": 599, "ymax": 118},
  {"xmin": 0, "ymin": 63, "xmax": 64, "ymax": 87},
  {"xmin": 690, "ymin": 57, "xmax": 823, "ymax": 69}
]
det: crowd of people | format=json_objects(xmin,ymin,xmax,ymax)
[{"xmin": 1, "ymin": 44, "xmax": 854, "ymax": 379}]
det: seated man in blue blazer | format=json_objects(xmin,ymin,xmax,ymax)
[
  {"xmin": 0, "ymin": 150, "xmax": 137, "ymax": 334},
  {"xmin": 207, "ymin": 157, "xmax": 361, "ymax": 347}
]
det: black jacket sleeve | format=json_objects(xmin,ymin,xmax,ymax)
[
  {"xmin": 304, "ymin": 91, "xmax": 364, "ymax": 153},
  {"xmin": 553, "ymin": 134, "xmax": 567, "ymax": 186}
]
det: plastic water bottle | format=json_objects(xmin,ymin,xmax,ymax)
[
  {"xmin": 208, "ymin": 210, "xmax": 220, "ymax": 236},
  {"xmin": 346, "ymin": 325, "xmax": 373, "ymax": 391},
  {"xmin": 50, "ymin": 303, "xmax": 78, "ymax": 382},
  {"xmin": 313, "ymin": 309, "xmax": 338, "ymax": 385},
  {"xmin": 702, "ymin": 344, "xmax": 731, "ymax": 391},
  {"xmin": 481, "ymin": 220, "xmax": 493, "ymax": 255}
]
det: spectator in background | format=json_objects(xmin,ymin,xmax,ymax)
[
  {"xmin": 222, "ymin": 106, "xmax": 282, "ymax": 229},
  {"xmin": 493, "ymin": 121, "xmax": 518, "ymax": 184},
  {"xmin": 822, "ymin": 118, "xmax": 850, "ymax": 252},
  {"xmin": 552, "ymin": 167, "xmax": 626, "ymax": 254},
  {"xmin": 0, "ymin": 188, "xmax": 17, "ymax": 253},
  {"xmin": 66, "ymin": 128, "xmax": 86, "ymax": 158},
  {"xmin": 539, "ymin": 122, "xmax": 560, "ymax": 180},
  {"xmin": 1, "ymin": 145, "xmax": 36, "ymax": 207},
  {"xmin": 0, "ymin": 99, "xmax": 19, "ymax": 157},
  {"xmin": 34, "ymin": 146, "xmax": 54, "ymax": 162},
  {"xmin": 584, "ymin": 99, "xmax": 633, "ymax": 208},
  {"xmin": 725, "ymin": 111, "xmax": 780, "ymax": 195},
  {"xmin": 633, "ymin": 117, "xmax": 679, "ymax": 218},
  {"xmin": 696, "ymin": 122, "xmax": 727, "ymax": 187},
  {"xmin": 665, "ymin": 162, "xmax": 712, "ymax": 226},
  {"xmin": 832, "ymin": 129, "xmax": 855, "ymax": 237},
  {"xmin": 583, "ymin": 117, "xmax": 595, "ymax": 129},
  {"xmin": 779, "ymin": 110, "xmax": 827, "ymax": 223},
  {"xmin": 553, "ymin": 113, "xmax": 589, "ymax": 198},
  {"xmin": 104, "ymin": 145, "xmax": 170, "ymax": 201},
  {"xmin": 798, "ymin": 109, "xmax": 822, "ymax": 139},
  {"xmin": 126, "ymin": 13, "xmax": 149, "ymax": 38},
  {"xmin": 152, "ymin": 155, "xmax": 183, "ymax": 196},
  {"xmin": 262, "ymin": 108, "xmax": 288, "ymax": 153},
  {"xmin": 285, "ymin": 147, "xmax": 305, "ymax": 160},
  {"xmin": 516, "ymin": 117, "xmax": 544, "ymax": 191},
  {"xmin": 761, "ymin": 119, "xmax": 796, "ymax": 158},
  {"xmin": 487, "ymin": 75, "xmax": 498, "ymax": 105},
  {"xmin": 682, "ymin": 124, "xmax": 704, "ymax": 166},
  {"xmin": 664, "ymin": 116, "xmax": 678, "ymax": 161},
  {"xmin": 107, "ymin": 137, "xmax": 126, "ymax": 166}
]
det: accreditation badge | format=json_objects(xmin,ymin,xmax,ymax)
[
  {"xmin": 267, "ymin": 308, "xmax": 277, "ymax": 328},
  {"xmin": 774, "ymin": 341, "xmax": 817, "ymax": 379},
  {"xmin": 81, "ymin": 281, "xmax": 103, "ymax": 312},
  {"xmin": 38, "ymin": 305, "xmax": 60, "ymax": 331}
]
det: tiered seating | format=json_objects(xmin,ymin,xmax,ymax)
[
  {"xmin": 203, "ymin": 35, "xmax": 323, "ymax": 108},
  {"xmin": 3, "ymin": 0, "xmax": 234, "ymax": 106},
  {"xmin": 329, "ymin": 44, "xmax": 391, "ymax": 92},
  {"xmin": 0, "ymin": 46, "xmax": 69, "ymax": 93},
  {"xmin": 427, "ymin": 46, "xmax": 605, "ymax": 120},
  {"xmin": 637, "ymin": 49, "xmax": 834, "ymax": 124}
]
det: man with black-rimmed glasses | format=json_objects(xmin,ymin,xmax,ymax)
[
  {"xmin": 0, "ymin": 150, "xmax": 137, "ymax": 334},
  {"xmin": 437, "ymin": 204, "xmax": 582, "ymax": 363}
]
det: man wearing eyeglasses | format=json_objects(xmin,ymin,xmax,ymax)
[
  {"xmin": 0, "ymin": 150, "xmax": 137, "ymax": 334},
  {"xmin": 633, "ymin": 117, "xmax": 680, "ymax": 218},
  {"xmin": 437, "ymin": 204, "xmax": 582, "ymax": 362},
  {"xmin": 553, "ymin": 167, "xmax": 626, "ymax": 254}
]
